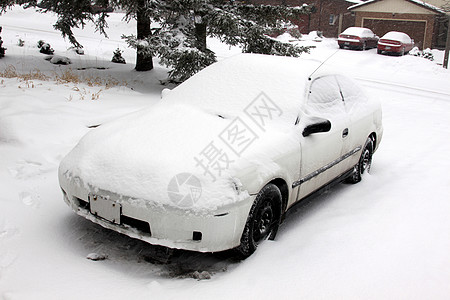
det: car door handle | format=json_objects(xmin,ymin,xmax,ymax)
[{"xmin": 342, "ymin": 128, "xmax": 349, "ymax": 138}]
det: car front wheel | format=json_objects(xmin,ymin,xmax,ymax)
[
  {"xmin": 236, "ymin": 183, "xmax": 282, "ymax": 258},
  {"xmin": 346, "ymin": 137, "xmax": 374, "ymax": 184}
]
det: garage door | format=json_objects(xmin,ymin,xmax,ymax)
[{"xmin": 363, "ymin": 18, "xmax": 426, "ymax": 49}]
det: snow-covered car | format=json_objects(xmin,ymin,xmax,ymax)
[
  {"xmin": 377, "ymin": 31, "xmax": 414, "ymax": 56},
  {"xmin": 59, "ymin": 54, "xmax": 383, "ymax": 257},
  {"xmin": 338, "ymin": 27, "xmax": 379, "ymax": 50}
]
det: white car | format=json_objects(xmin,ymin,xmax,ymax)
[{"xmin": 59, "ymin": 54, "xmax": 383, "ymax": 257}]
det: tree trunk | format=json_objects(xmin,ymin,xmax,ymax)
[
  {"xmin": 195, "ymin": 22, "xmax": 207, "ymax": 52},
  {"xmin": 135, "ymin": 0, "xmax": 153, "ymax": 71}
]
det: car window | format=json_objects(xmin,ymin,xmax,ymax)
[
  {"xmin": 307, "ymin": 76, "xmax": 345, "ymax": 117},
  {"xmin": 335, "ymin": 75, "xmax": 368, "ymax": 112}
]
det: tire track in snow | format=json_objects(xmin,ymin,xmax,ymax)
[{"xmin": 355, "ymin": 77, "xmax": 450, "ymax": 102}]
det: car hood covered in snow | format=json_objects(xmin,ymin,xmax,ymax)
[{"xmin": 59, "ymin": 54, "xmax": 320, "ymax": 211}]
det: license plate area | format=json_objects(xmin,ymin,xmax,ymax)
[
  {"xmin": 345, "ymin": 42, "xmax": 349, "ymax": 45},
  {"xmin": 385, "ymin": 46, "xmax": 391, "ymax": 50},
  {"xmin": 89, "ymin": 194, "xmax": 121, "ymax": 224}
]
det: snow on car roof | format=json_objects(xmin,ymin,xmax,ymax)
[
  {"xmin": 341, "ymin": 27, "xmax": 373, "ymax": 37},
  {"xmin": 381, "ymin": 31, "xmax": 412, "ymax": 44},
  {"xmin": 164, "ymin": 53, "xmax": 321, "ymax": 122}
]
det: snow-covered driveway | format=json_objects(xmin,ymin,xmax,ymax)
[{"xmin": 1, "ymin": 7, "xmax": 450, "ymax": 300}]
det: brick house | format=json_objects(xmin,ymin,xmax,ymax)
[
  {"xmin": 245, "ymin": 0, "xmax": 362, "ymax": 37},
  {"xmin": 348, "ymin": 0, "xmax": 448, "ymax": 49}
]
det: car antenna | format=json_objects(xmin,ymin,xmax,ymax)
[{"xmin": 308, "ymin": 49, "xmax": 340, "ymax": 81}]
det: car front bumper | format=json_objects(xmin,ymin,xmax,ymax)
[{"xmin": 59, "ymin": 173, "xmax": 254, "ymax": 253}]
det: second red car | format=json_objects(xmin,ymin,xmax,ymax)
[{"xmin": 377, "ymin": 31, "xmax": 415, "ymax": 56}]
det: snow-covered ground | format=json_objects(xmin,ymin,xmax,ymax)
[{"xmin": 1, "ymin": 6, "xmax": 450, "ymax": 300}]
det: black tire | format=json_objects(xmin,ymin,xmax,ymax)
[
  {"xmin": 339, "ymin": 44, "xmax": 344, "ymax": 49},
  {"xmin": 377, "ymin": 49, "xmax": 382, "ymax": 54},
  {"xmin": 346, "ymin": 137, "xmax": 374, "ymax": 184},
  {"xmin": 236, "ymin": 183, "xmax": 282, "ymax": 258}
]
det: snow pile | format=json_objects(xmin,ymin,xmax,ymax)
[
  {"xmin": 47, "ymin": 55, "xmax": 72, "ymax": 65},
  {"xmin": 275, "ymin": 32, "xmax": 296, "ymax": 43},
  {"xmin": 302, "ymin": 31, "xmax": 324, "ymax": 42}
]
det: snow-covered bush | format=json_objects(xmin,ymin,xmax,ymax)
[
  {"xmin": 270, "ymin": 24, "xmax": 302, "ymax": 40},
  {"xmin": 422, "ymin": 48, "xmax": 434, "ymax": 61},
  {"xmin": 40, "ymin": 43, "xmax": 54, "ymax": 55},
  {"xmin": 37, "ymin": 40, "xmax": 45, "ymax": 48},
  {"xmin": 18, "ymin": 39, "xmax": 25, "ymax": 47},
  {"xmin": 67, "ymin": 46, "xmax": 84, "ymax": 55},
  {"xmin": 45, "ymin": 55, "xmax": 71, "ymax": 65},
  {"xmin": 409, "ymin": 47, "xmax": 434, "ymax": 61},
  {"xmin": 0, "ymin": 26, "xmax": 6, "ymax": 58},
  {"xmin": 111, "ymin": 48, "xmax": 125, "ymax": 64}
]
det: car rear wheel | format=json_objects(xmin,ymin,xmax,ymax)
[
  {"xmin": 236, "ymin": 183, "xmax": 282, "ymax": 258},
  {"xmin": 346, "ymin": 137, "xmax": 373, "ymax": 184},
  {"xmin": 377, "ymin": 49, "xmax": 382, "ymax": 54}
]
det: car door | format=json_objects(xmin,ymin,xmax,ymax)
[
  {"xmin": 336, "ymin": 75, "xmax": 371, "ymax": 171},
  {"xmin": 296, "ymin": 75, "xmax": 350, "ymax": 201}
]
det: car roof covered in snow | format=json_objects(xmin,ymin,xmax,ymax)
[
  {"xmin": 381, "ymin": 31, "xmax": 412, "ymax": 43},
  {"xmin": 163, "ymin": 53, "xmax": 322, "ymax": 123},
  {"xmin": 341, "ymin": 27, "xmax": 374, "ymax": 37}
]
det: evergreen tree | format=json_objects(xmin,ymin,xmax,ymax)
[
  {"xmin": 125, "ymin": 1, "xmax": 313, "ymax": 82},
  {"xmin": 0, "ymin": 0, "xmax": 18, "ymax": 12},
  {"xmin": 2, "ymin": 0, "xmax": 312, "ymax": 79},
  {"xmin": 24, "ymin": 0, "xmax": 155, "ymax": 71}
]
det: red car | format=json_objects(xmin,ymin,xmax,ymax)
[
  {"xmin": 338, "ymin": 27, "xmax": 379, "ymax": 50},
  {"xmin": 377, "ymin": 31, "xmax": 415, "ymax": 56}
]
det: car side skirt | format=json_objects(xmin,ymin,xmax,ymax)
[
  {"xmin": 285, "ymin": 167, "xmax": 356, "ymax": 216},
  {"xmin": 292, "ymin": 146, "xmax": 362, "ymax": 189}
]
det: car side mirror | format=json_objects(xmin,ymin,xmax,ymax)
[{"xmin": 302, "ymin": 119, "xmax": 331, "ymax": 137}]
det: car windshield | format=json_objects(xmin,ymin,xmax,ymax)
[{"xmin": 162, "ymin": 54, "xmax": 320, "ymax": 124}]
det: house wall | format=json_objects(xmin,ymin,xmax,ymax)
[
  {"xmin": 355, "ymin": 11, "xmax": 436, "ymax": 48},
  {"xmin": 245, "ymin": 0, "xmax": 356, "ymax": 37},
  {"xmin": 351, "ymin": 0, "xmax": 438, "ymax": 14},
  {"xmin": 307, "ymin": 0, "xmax": 356, "ymax": 36}
]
